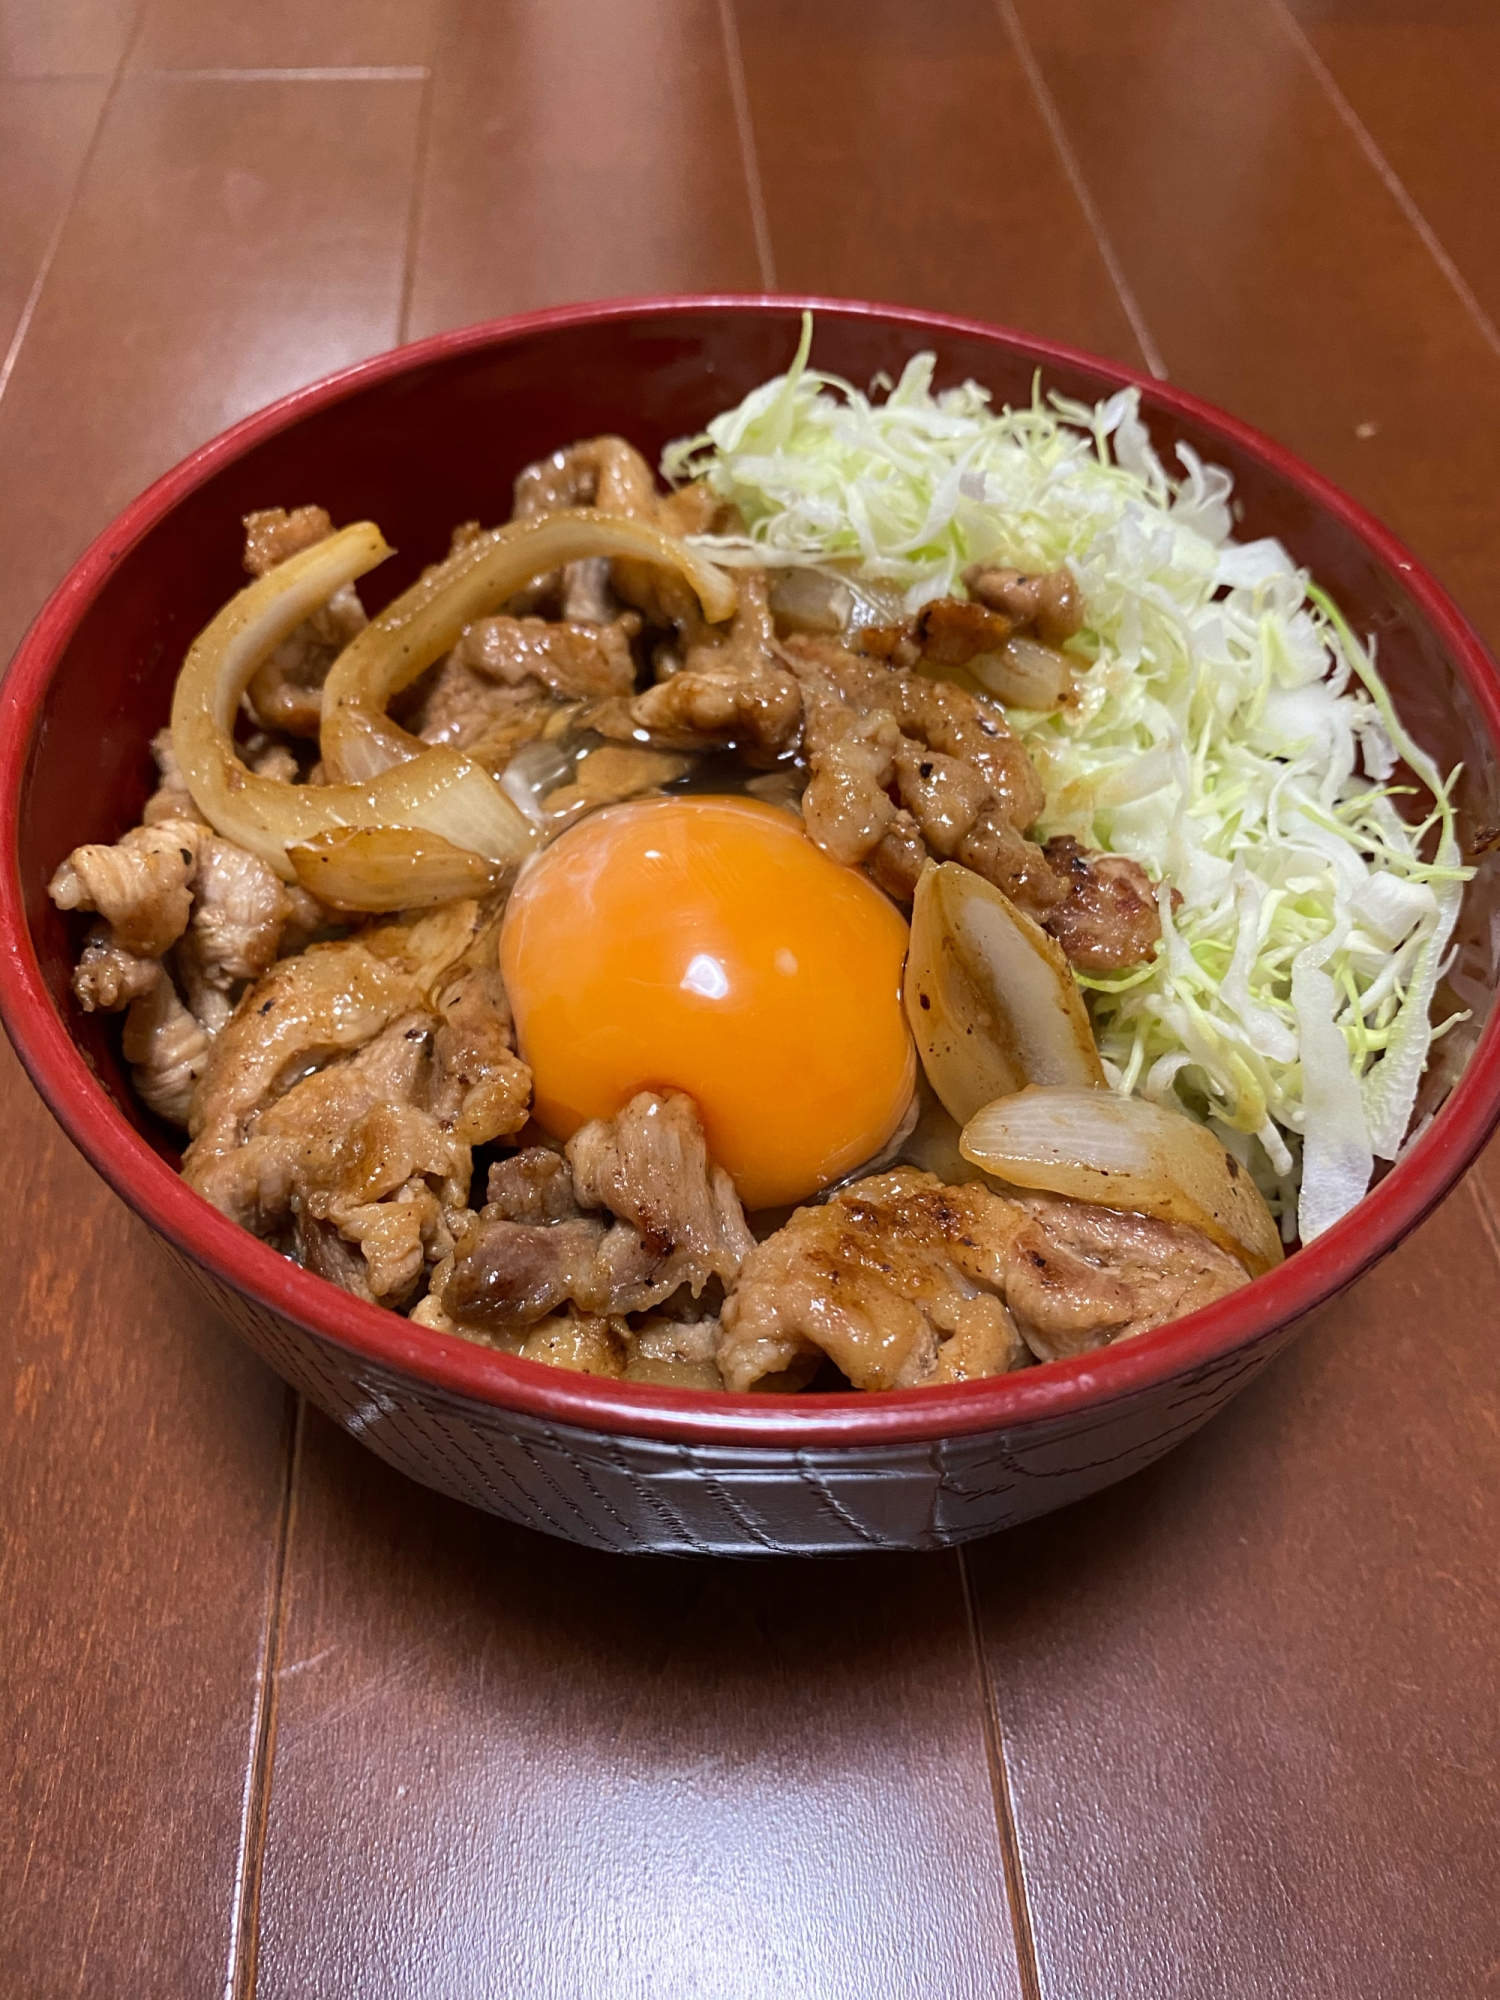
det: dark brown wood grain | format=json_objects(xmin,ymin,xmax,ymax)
[
  {"xmin": 967, "ymin": 1179, "xmax": 1500, "ymax": 2000},
  {"xmin": 0, "ymin": 63, "xmax": 423, "ymax": 661},
  {"xmin": 729, "ymin": 0, "xmax": 1146, "ymax": 367},
  {"xmin": 0, "ymin": 76, "xmax": 106, "ymax": 360},
  {"xmin": 1283, "ymin": 0, "xmax": 1500, "ymax": 341},
  {"xmin": 403, "ymin": 0, "xmax": 764, "ymax": 340},
  {"xmin": 0, "ymin": 0, "xmax": 139, "ymax": 79},
  {"xmin": 0, "ymin": 1031, "xmax": 296, "ymax": 1998},
  {"xmin": 0, "ymin": 16, "xmax": 417, "ymax": 1995},
  {"xmin": 252, "ymin": 1413, "xmax": 1023, "ymax": 2000},
  {"xmin": 1, "ymin": 1, "xmax": 1497, "ymax": 1994},
  {"xmin": 128, "ymin": 0, "xmax": 438, "ymax": 71},
  {"xmin": 1005, "ymin": 0, "xmax": 1500, "ymax": 645}
]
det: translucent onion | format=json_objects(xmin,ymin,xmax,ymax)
[
  {"xmin": 961, "ymin": 1085, "xmax": 1285, "ymax": 1277},
  {"xmin": 287, "ymin": 827, "xmax": 502, "ymax": 911},
  {"xmin": 966, "ymin": 634, "xmax": 1074, "ymax": 711},
  {"xmin": 320, "ymin": 507, "xmax": 739, "ymax": 783},
  {"xmin": 498, "ymin": 737, "xmax": 578, "ymax": 828},
  {"xmin": 904, "ymin": 861, "xmax": 1105, "ymax": 1124},
  {"xmin": 169, "ymin": 522, "xmax": 536, "ymax": 895},
  {"xmin": 767, "ymin": 565, "xmax": 854, "ymax": 634}
]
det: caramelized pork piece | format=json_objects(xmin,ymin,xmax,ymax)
[
  {"xmin": 512, "ymin": 435, "xmax": 724, "ymax": 632},
  {"xmin": 240, "ymin": 505, "xmax": 368, "ymax": 736},
  {"xmin": 296, "ymin": 1215, "xmax": 381, "ymax": 1302},
  {"xmin": 442, "ymin": 1206, "xmax": 608, "ymax": 1329},
  {"xmin": 177, "ymin": 835, "xmax": 312, "ymax": 1044},
  {"xmin": 185, "ymin": 1008, "xmax": 427, "ymax": 1229},
  {"xmin": 440, "ymin": 1092, "xmax": 754, "ymax": 1332},
  {"xmin": 50, "ymin": 819, "xmax": 203, "ymax": 960},
  {"xmin": 627, "ymin": 572, "xmax": 802, "ymax": 760},
  {"xmin": 185, "ymin": 836, "xmax": 294, "ymax": 987},
  {"xmin": 789, "ymin": 635, "xmax": 1048, "ymax": 835},
  {"xmin": 513, "ymin": 435, "xmax": 661, "ymax": 521},
  {"xmin": 241, "ymin": 504, "xmax": 336, "ymax": 576},
  {"xmin": 411, "ymin": 1280, "xmax": 633, "ymax": 1377},
  {"xmin": 962, "ymin": 564, "xmax": 1084, "ymax": 647},
  {"xmin": 296, "ymin": 1098, "xmax": 466, "ymax": 1301},
  {"xmin": 956, "ymin": 810, "xmax": 1069, "ymax": 919},
  {"xmin": 799, "ymin": 697, "xmax": 900, "ymax": 863},
  {"xmin": 861, "ymin": 570, "xmax": 1082, "ymax": 673},
  {"xmin": 456, "ymin": 613, "xmax": 640, "ymax": 700},
  {"xmin": 891, "ymin": 677, "xmax": 1046, "ymax": 833},
  {"xmin": 519, "ymin": 1309, "xmax": 628, "ymax": 1377},
  {"xmin": 484, "ymin": 1147, "xmax": 577, "ymax": 1222},
  {"xmin": 71, "ymin": 926, "xmax": 162, "ymax": 1014},
  {"xmin": 173, "ymin": 955, "xmax": 235, "ymax": 1041},
  {"xmin": 718, "ymin": 1169, "xmax": 1030, "ymax": 1393},
  {"xmin": 141, "ymin": 728, "xmax": 210, "ymax": 828},
  {"xmin": 854, "ymin": 623, "xmax": 921, "ymax": 671},
  {"xmin": 1004, "ymin": 1192, "xmax": 1246, "ymax": 1360},
  {"xmin": 623, "ymin": 1313, "xmax": 724, "ymax": 1390},
  {"xmin": 568, "ymin": 1089, "xmax": 755, "ymax": 1301},
  {"xmin": 121, "ymin": 972, "xmax": 210, "ymax": 1126},
  {"xmin": 780, "ymin": 631, "xmax": 896, "ymax": 710},
  {"xmin": 412, "ymin": 656, "xmax": 558, "ymax": 773},
  {"xmin": 892, "ymin": 740, "xmax": 992, "ymax": 857},
  {"xmin": 428, "ymin": 962, "xmax": 533, "ymax": 1146},
  {"xmin": 865, "ymin": 809, "xmax": 929, "ymax": 903},
  {"xmin": 1041, "ymin": 836, "xmax": 1164, "ymax": 972},
  {"xmin": 787, "ymin": 635, "xmax": 1058, "ymax": 902},
  {"xmin": 786, "ymin": 637, "xmax": 1144, "ymax": 952},
  {"xmin": 184, "ymin": 940, "xmax": 427, "ymax": 1163},
  {"xmin": 913, "ymin": 596, "xmax": 1018, "ymax": 666},
  {"xmin": 718, "ymin": 1167, "xmax": 1244, "ymax": 1389},
  {"xmin": 188, "ymin": 1008, "xmax": 470, "ymax": 1304},
  {"xmin": 359, "ymin": 896, "xmax": 502, "ymax": 999}
]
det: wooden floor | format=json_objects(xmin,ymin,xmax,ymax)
[{"xmin": 3, "ymin": 2, "xmax": 1499, "ymax": 1994}]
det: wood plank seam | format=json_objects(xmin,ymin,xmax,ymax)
[
  {"xmin": 0, "ymin": 0, "xmax": 152, "ymax": 414},
  {"xmin": 991, "ymin": 0, "xmax": 1168, "ymax": 381},
  {"xmin": 1265, "ymin": 0, "xmax": 1500, "ymax": 367},
  {"xmin": 958, "ymin": 1547, "xmax": 1044, "ymax": 2000},
  {"xmin": 398, "ymin": 67, "xmax": 438, "ymax": 344},
  {"xmin": 137, "ymin": 68, "xmax": 431, "ymax": 82},
  {"xmin": 1459, "ymin": 1169, "xmax": 1500, "ymax": 1273},
  {"xmin": 226, "ymin": 1396, "xmax": 306, "ymax": 2000},
  {"xmin": 717, "ymin": 0, "xmax": 778, "ymax": 291}
]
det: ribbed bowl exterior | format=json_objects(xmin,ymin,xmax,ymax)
[{"xmin": 171, "ymin": 1241, "xmax": 1299, "ymax": 1554}]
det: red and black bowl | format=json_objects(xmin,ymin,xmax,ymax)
[{"xmin": 3, "ymin": 297, "xmax": 1498, "ymax": 1556}]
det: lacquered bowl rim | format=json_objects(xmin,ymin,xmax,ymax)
[{"xmin": 3, "ymin": 293, "xmax": 1499, "ymax": 1449}]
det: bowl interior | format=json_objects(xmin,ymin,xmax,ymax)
[{"xmin": 12, "ymin": 299, "xmax": 1500, "ymax": 1379}]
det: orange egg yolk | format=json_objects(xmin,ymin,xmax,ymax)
[{"xmin": 499, "ymin": 795, "xmax": 916, "ymax": 1210}]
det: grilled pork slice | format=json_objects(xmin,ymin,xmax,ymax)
[
  {"xmin": 440, "ymin": 1090, "xmax": 754, "ymax": 1332},
  {"xmin": 1001, "ymin": 1190, "xmax": 1247, "ymax": 1361},
  {"xmin": 717, "ymin": 1169, "xmax": 1031, "ymax": 1393},
  {"xmin": 1040, "ymin": 837, "xmax": 1167, "ymax": 974},
  {"xmin": 716, "ymin": 1167, "xmax": 1246, "ymax": 1391}
]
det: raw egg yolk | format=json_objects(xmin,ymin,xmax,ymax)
[{"xmin": 499, "ymin": 795, "xmax": 915, "ymax": 1210}]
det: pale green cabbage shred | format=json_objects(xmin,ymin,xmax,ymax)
[{"xmin": 663, "ymin": 317, "xmax": 1471, "ymax": 1241}]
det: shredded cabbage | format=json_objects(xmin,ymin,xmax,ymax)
[{"xmin": 665, "ymin": 319, "xmax": 1472, "ymax": 1240}]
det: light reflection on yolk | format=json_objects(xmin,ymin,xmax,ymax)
[{"xmin": 499, "ymin": 796, "xmax": 916, "ymax": 1210}]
